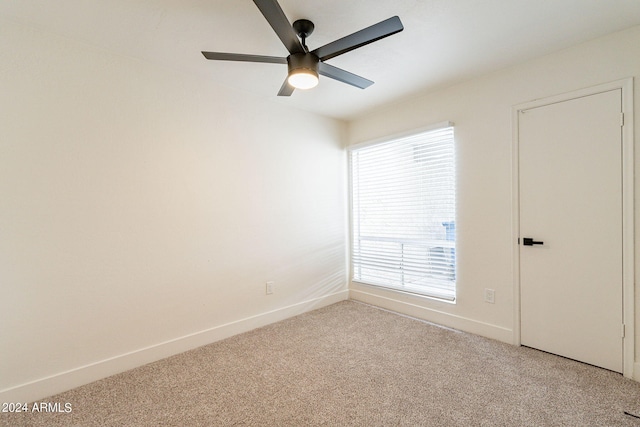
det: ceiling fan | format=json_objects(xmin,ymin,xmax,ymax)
[{"xmin": 201, "ymin": 0, "xmax": 404, "ymax": 96}]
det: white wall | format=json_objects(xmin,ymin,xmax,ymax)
[
  {"xmin": 348, "ymin": 25, "xmax": 640, "ymax": 378},
  {"xmin": 0, "ymin": 19, "xmax": 348, "ymax": 402}
]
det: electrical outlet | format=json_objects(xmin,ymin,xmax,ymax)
[
  {"xmin": 484, "ymin": 288, "xmax": 495, "ymax": 304},
  {"xmin": 266, "ymin": 281, "xmax": 274, "ymax": 295}
]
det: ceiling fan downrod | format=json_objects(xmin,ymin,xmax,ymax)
[{"xmin": 293, "ymin": 19, "xmax": 314, "ymax": 52}]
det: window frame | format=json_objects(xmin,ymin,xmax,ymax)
[{"xmin": 348, "ymin": 121, "xmax": 456, "ymax": 302}]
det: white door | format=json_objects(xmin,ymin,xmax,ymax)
[{"xmin": 519, "ymin": 89, "xmax": 623, "ymax": 373}]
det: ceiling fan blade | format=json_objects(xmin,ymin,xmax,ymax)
[
  {"xmin": 311, "ymin": 16, "xmax": 403, "ymax": 62},
  {"xmin": 253, "ymin": 0, "xmax": 305, "ymax": 54},
  {"xmin": 202, "ymin": 52, "xmax": 287, "ymax": 64},
  {"xmin": 277, "ymin": 78, "xmax": 295, "ymax": 96},
  {"xmin": 318, "ymin": 62, "xmax": 374, "ymax": 89}
]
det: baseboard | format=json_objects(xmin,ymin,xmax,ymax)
[
  {"xmin": 634, "ymin": 362, "xmax": 640, "ymax": 382},
  {"xmin": 350, "ymin": 288, "xmax": 513, "ymax": 344},
  {"xmin": 0, "ymin": 290, "xmax": 349, "ymax": 403}
]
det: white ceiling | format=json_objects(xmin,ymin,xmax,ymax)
[{"xmin": 3, "ymin": 0, "xmax": 640, "ymax": 120}]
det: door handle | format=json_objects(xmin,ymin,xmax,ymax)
[{"xmin": 522, "ymin": 237, "xmax": 544, "ymax": 246}]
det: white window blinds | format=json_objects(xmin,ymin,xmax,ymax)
[{"xmin": 350, "ymin": 125, "xmax": 456, "ymax": 301}]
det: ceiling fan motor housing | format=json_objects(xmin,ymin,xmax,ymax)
[{"xmin": 287, "ymin": 52, "xmax": 319, "ymax": 76}]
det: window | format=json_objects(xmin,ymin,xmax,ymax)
[{"xmin": 350, "ymin": 124, "xmax": 456, "ymax": 301}]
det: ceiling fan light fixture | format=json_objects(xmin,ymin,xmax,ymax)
[
  {"xmin": 288, "ymin": 69, "xmax": 319, "ymax": 89},
  {"xmin": 287, "ymin": 53, "xmax": 320, "ymax": 90}
]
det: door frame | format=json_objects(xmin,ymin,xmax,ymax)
[{"xmin": 511, "ymin": 78, "xmax": 635, "ymax": 379}]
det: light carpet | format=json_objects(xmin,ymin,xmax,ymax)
[{"xmin": 2, "ymin": 300, "xmax": 640, "ymax": 426}]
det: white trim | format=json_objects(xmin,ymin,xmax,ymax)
[
  {"xmin": 0, "ymin": 290, "xmax": 349, "ymax": 403},
  {"xmin": 620, "ymin": 78, "xmax": 635, "ymax": 379},
  {"xmin": 511, "ymin": 101, "xmax": 522, "ymax": 347},
  {"xmin": 348, "ymin": 121, "xmax": 454, "ymax": 151},
  {"xmin": 512, "ymin": 78, "xmax": 635, "ymax": 379},
  {"xmin": 347, "ymin": 150, "xmax": 356, "ymax": 293},
  {"xmin": 352, "ymin": 280, "xmax": 456, "ymax": 304},
  {"xmin": 350, "ymin": 288, "xmax": 513, "ymax": 344}
]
